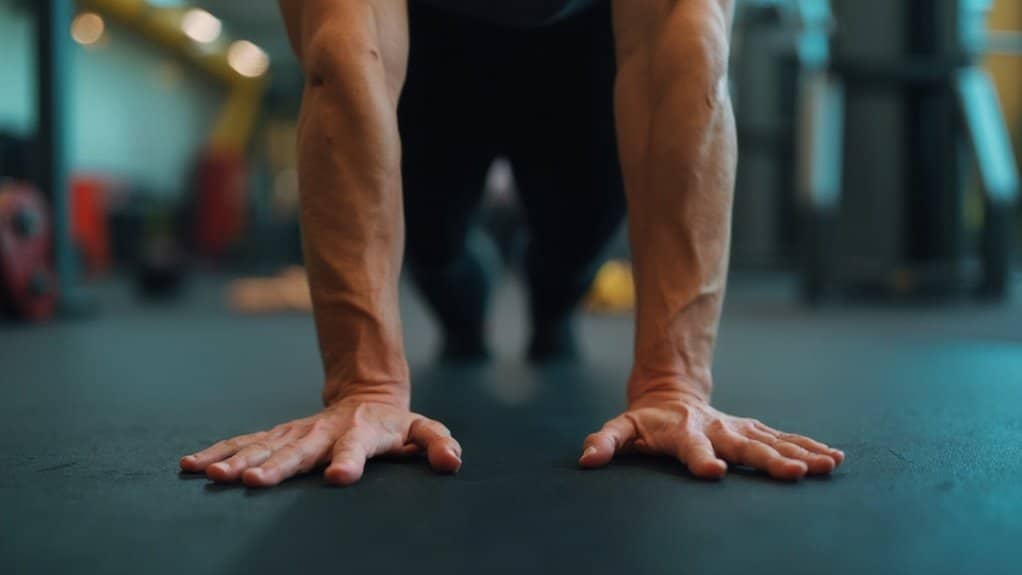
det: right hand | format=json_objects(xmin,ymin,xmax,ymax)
[{"xmin": 179, "ymin": 397, "xmax": 462, "ymax": 487}]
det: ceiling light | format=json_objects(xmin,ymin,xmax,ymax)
[
  {"xmin": 181, "ymin": 8, "xmax": 222, "ymax": 44},
  {"xmin": 71, "ymin": 12, "xmax": 105, "ymax": 46},
  {"xmin": 227, "ymin": 40, "xmax": 270, "ymax": 78}
]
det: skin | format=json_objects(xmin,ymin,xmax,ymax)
[{"xmin": 180, "ymin": 0, "xmax": 844, "ymax": 487}]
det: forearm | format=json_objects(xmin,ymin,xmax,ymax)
[
  {"xmin": 288, "ymin": 1, "xmax": 410, "ymax": 407},
  {"xmin": 300, "ymin": 113, "xmax": 408, "ymax": 407},
  {"xmin": 615, "ymin": 0, "xmax": 736, "ymax": 404}
]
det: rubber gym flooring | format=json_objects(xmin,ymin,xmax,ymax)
[{"xmin": 2, "ymin": 273, "xmax": 1021, "ymax": 574}]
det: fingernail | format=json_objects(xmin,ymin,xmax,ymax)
[
  {"xmin": 581, "ymin": 446, "xmax": 598, "ymax": 460},
  {"xmin": 445, "ymin": 448, "xmax": 462, "ymax": 463},
  {"xmin": 248, "ymin": 467, "xmax": 263, "ymax": 477}
]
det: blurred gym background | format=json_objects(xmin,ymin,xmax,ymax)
[{"xmin": 0, "ymin": 0, "xmax": 1020, "ymax": 328}]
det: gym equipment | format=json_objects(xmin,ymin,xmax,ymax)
[
  {"xmin": 0, "ymin": 181, "xmax": 57, "ymax": 321},
  {"xmin": 731, "ymin": 0, "xmax": 839, "ymax": 268},
  {"xmin": 70, "ymin": 176, "xmax": 113, "ymax": 276},
  {"xmin": 137, "ymin": 235, "xmax": 187, "ymax": 299},
  {"xmin": 35, "ymin": 0, "xmax": 87, "ymax": 315},
  {"xmin": 734, "ymin": 0, "xmax": 1020, "ymax": 302},
  {"xmin": 797, "ymin": 0, "xmax": 1019, "ymax": 302},
  {"xmin": 193, "ymin": 149, "xmax": 247, "ymax": 260},
  {"xmin": 135, "ymin": 204, "xmax": 188, "ymax": 300}
]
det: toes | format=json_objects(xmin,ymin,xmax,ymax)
[{"xmin": 580, "ymin": 415, "xmax": 637, "ymax": 468}]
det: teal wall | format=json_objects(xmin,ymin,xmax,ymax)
[
  {"xmin": 0, "ymin": 2, "xmax": 223, "ymax": 198},
  {"xmin": 0, "ymin": 3, "xmax": 36, "ymax": 136}
]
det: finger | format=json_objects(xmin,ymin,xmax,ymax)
[
  {"xmin": 243, "ymin": 426, "xmax": 334, "ymax": 487},
  {"xmin": 778, "ymin": 433, "xmax": 845, "ymax": 466},
  {"xmin": 709, "ymin": 427, "xmax": 807, "ymax": 480},
  {"xmin": 753, "ymin": 422, "xmax": 846, "ymax": 466},
  {"xmin": 407, "ymin": 418, "xmax": 462, "ymax": 474},
  {"xmin": 580, "ymin": 415, "xmax": 637, "ymax": 468},
  {"xmin": 745, "ymin": 428, "xmax": 837, "ymax": 475},
  {"xmin": 180, "ymin": 432, "xmax": 262, "ymax": 472},
  {"xmin": 676, "ymin": 432, "xmax": 727, "ymax": 479},
  {"xmin": 204, "ymin": 426, "xmax": 306, "ymax": 482},
  {"xmin": 205, "ymin": 442, "xmax": 274, "ymax": 483},
  {"xmin": 324, "ymin": 432, "xmax": 371, "ymax": 486},
  {"xmin": 772, "ymin": 441, "xmax": 836, "ymax": 475}
]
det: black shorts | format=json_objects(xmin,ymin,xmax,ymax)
[
  {"xmin": 417, "ymin": 0, "xmax": 597, "ymax": 28},
  {"xmin": 401, "ymin": 0, "xmax": 626, "ymax": 318}
]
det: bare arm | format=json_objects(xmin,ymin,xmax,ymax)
[
  {"xmin": 180, "ymin": 0, "xmax": 461, "ymax": 487},
  {"xmin": 287, "ymin": 0, "xmax": 410, "ymax": 407},
  {"xmin": 580, "ymin": 0, "xmax": 844, "ymax": 480}
]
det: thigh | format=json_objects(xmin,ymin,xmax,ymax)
[
  {"xmin": 508, "ymin": 0, "xmax": 626, "ymax": 262},
  {"xmin": 400, "ymin": 2, "xmax": 501, "ymax": 266}
]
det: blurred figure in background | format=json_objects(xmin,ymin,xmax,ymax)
[{"xmin": 181, "ymin": 0, "xmax": 845, "ymax": 487}]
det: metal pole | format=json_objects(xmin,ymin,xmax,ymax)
[{"xmin": 36, "ymin": 0, "xmax": 86, "ymax": 315}]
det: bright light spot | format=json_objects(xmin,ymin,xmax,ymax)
[
  {"xmin": 227, "ymin": 40, "xmax": 270, "ymax": 78},
  {"xmin": 71, "ymin": 12, "xmax": 105, "ymax": 46},
  {"xmin": 181, "ymin": 8, "xmax": 222, "ymax": 44}
]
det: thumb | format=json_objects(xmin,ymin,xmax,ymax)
[{"xmin": 580, "ymin": 415, "xmax": 636, "ymax": 468}]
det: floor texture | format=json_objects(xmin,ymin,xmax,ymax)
[{"xmin": 2, "ymin": 272, "xmax": 1021, "ymax": 574}]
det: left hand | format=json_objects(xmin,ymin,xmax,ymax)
[{"xmin": 579, "ymin": 393, "xmax": 844, "ymax": 480}]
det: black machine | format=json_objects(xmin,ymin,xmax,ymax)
[{"xmin": 801, "ymin": 0, "xmax": 1019, "ymax": 302}]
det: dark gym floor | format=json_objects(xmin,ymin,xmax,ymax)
[{"xmin": 2, "ymin": 272, "xmax": 1021, "ymax": 574}]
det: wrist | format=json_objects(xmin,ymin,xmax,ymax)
[
  {"xmin": 323, "ymin": 378, "xmax": 410, "ymax": 409},
  {"xmin": 627, "ymin": 372, "xmax": 712, "ymax": 407}
]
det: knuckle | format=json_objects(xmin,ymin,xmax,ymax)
[
  {"xmin": 249, "ymin": 441, "xmax": 272, "ymax": 453},
  {"xmin": 350, "ymin": 403, "xmax": 371, "ymax": 425},
  {"xmin": 308, "ymin": 418, "xmax": 335, "ymax": 436},
  {"xmin": 706, "ymin": 419, "xmax": 728, "ymax": 435},
  {"xmin": 429, "ymin": 421, "xmax": 452, "ymax": 438},
  {"xmin": 333, "ymin": 435, "xmax": 360, "ymax": 455},
  {"xmin": 736, "ymin": 418, "xmax": 758, "ymax": 432}
]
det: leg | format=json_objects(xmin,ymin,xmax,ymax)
[
  {"xmin": 508, "ymin": 1, "xmax": 626, "ymax": 362},
  {"xmin": 400, "ymin": 3, "xmax": 503, "ymax": 361}
]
